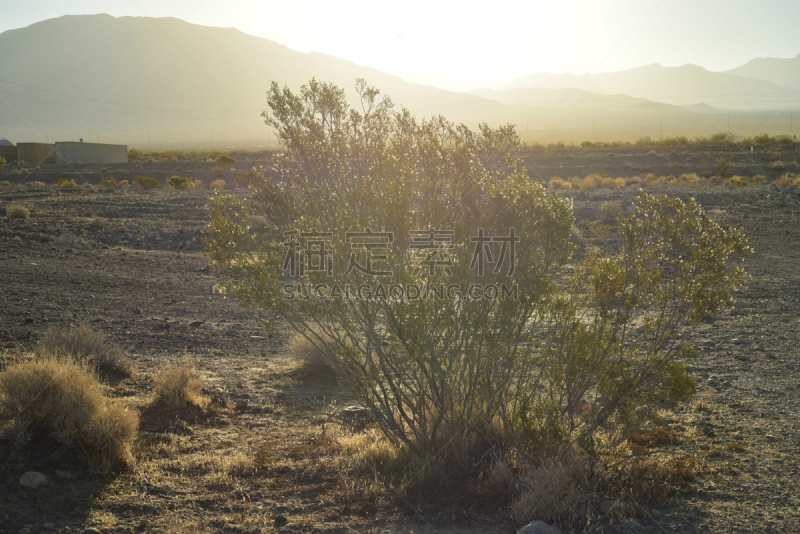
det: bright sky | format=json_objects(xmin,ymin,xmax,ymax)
[{"xmin": 3, "ymin": 0, "xmax": 800, "ymax": 87}]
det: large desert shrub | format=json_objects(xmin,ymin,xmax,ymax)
[
  {"xmin": 207, "ymin": 79, "xmax": 751, "ymax": 490},
  {"xmin": 0, "ymin": 356, "xmax": 138, "ymax": 469}
]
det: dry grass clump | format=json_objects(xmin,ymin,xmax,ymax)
[
  {"xmin": 0, "ymin": 356, "xmax": 138, "ymax": 469},
  {"xmin": 337, "ymin": 428, "xmax": 417, "ymax": 487},
  {"xmin": 290, "ymin": 332, "xmax": 337, "ymax": 378},
  {"xmin": 774, "ymin": 173, "xmax": 800, "ymax": 188},
  {"xmin": 0, "ymin": 179, "xmax": 13, "ymax": 190},
  {"xmin": 150, "ymin": 366, "xmax": 209, "ymax": 417},
  {"xmin": 58, "ymin": 177, "xmax": 77, "ymax": 188},
  {"xmin": 37, "ymin": 323, "xmax": 131, "ymax": 378},
  {"xmin": 511, "ymin": 462, "xmax": 588, "ymax": 526},
  {"xmin": 99, "ymin": 175, "xmax": 117, "ymax": 188},
  {"xmin": 210, "ymin": 179, "xmax": 226, "ymax": 189},
  {"xmin": 549, "ymin": 176, "xmax": 572, "ymax": 189},
  {"xmin": 6, "ymin": 204, "xmax": 30, "ymax": 220}
]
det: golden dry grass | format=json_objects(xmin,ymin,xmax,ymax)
[
  {"xmin": 5, "ymin": 204, "xmax": 30, "ymax": 220},
  {"xmin": 37, "ymin": 323, "xmax": 132, "ymax": 378},
  {"xmin": 0, "ymin": 355, "xmax": 138, "ymax": 469},
  {"xmin": 150, "ymin": 365, "xmax": 209, "ymax": 417}
]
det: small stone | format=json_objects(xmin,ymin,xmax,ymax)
[
  {"xmin": 273, "ymin": 516, "xmax": 288, "ymax": 527},
  {"xmin": 84, "ymin": 529, "xmax": 102, "ymax": 534},
  {"xmin": 251, "ymin": 404, "xmax": 264, "ymax": 413},
  {"xmin": 650, "ymin": 508, "xmax": 662, "ymax": 518},
  {"xmin": 624, "ymin": 521, "xmax": 641, "ymax": 529},
  {"xmin": 225, "ymin": 328, "xmax": 237, "ymax": 336},
  {"xmin": 235, "ymin": 399, "xmax": 249, "ymax": 411},
  {"xmin": 42, "ymin": 523, "xmax": 55, "ymax": 530},
  {"xmin": 517, "ymin": 520, "xmax": 562, "ymax": 534},
  {"xmin": 736, "ymin": 354, "xmax": 751, "ymax": 361},
  {"xmin": 18, "ymin": 528, "xmax": 31, "ymax": 534},
  {"xmin": 202, "ymin": 323, "xmax": 214, "ymax": 330},
  {"xmin": 19, "ymin": 471, "xmax": 48, "ymax": 488},
  {"xmin": 55, "ymin": 234, "xmax": 77, "ymax": 246}
]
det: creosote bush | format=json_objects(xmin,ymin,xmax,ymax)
[
  {"xmin": 6, "ymin": 205, "xmax": 30, "ymax": 220},
  {"xmin": 210, "ymin": 179, "xmax": 226, "ymax": 189},
  {"xmin": 99, "ymin": 175, "xmax": 117, "ymax": 188},
  {"xmin": 207, "ymin": 78, "xmax": 752, "ymax": 525},
  {"xmin": 0, "ymin": 356, "xmax": 138, "ymax": 469},
  {"xmin": 216, "ymin": 154, "xmax": 236, "ymax": 170}
]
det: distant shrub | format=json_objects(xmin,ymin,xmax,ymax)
[
  {"xmin": 6, "ymin": 205, "xmax": 30, "ymax": 220},
  {"xmin": 234, "ymin": 169, "xmax": 263, "ymax": 188},
  {"xmin": 770, "ymin": 160, "xmax": 785, "ymax": 172},
  {"xmin": 0, "ymin": 356, "xmax": 138, "ymax": 469},
  {"xmin": 215, "ymin": 168, "xmax": 224, "ymax": 177},
  {"xmin": 119, "ymin": 179, "xmax": 129, "ymax": 186},
  {"xmin": 210, "ymin": 179, "xmax": 226, "ymax": 189},
  {"xmin": 167, "ymin": 175, "xmax": 194, "ymax": 190},
  {"xmin": 774, "ymin": 173, "xmax": 797, "ymax": 188},
  {"xmin": 216, "ymin": 154, "xmax": 236, "ymax": 170},
  {"xmin": 173, "ymin": 167, "xmax": 183, "ymax": 172},
  {"xmin": 135, "ymin": 175, "xmax": 159, "ymax": 189},
  {"xmin": 0, "ymin": 156, "xmax": 5, "ymax": 173},
  {"xmin": 58, "ymin": 177, "xmax": 77, "ymax": 188},
  {"xmin": 99, "ymin": 175, "xmax": 117, "ymax": 188},
  {"xmin": 0, "ymin": 179, "xmax": 13, "ymax": 189},
  {"xmin": 27, "ymin": 181, "xmax": 46, "ymax": 188},
  {"xmin": 193, "ymin": 179, "xmax": 203, "ymax": 189},
  {"xmin": 128, "ymin": 149, "xmax": 144, "ymax": 159},
  {"xmin": 715, "ymin": 158, "xmax": 730, "ymax": 177},
  {"xmin": 549, "ymin": 176, "xmax": 572, "ymax": 189}
]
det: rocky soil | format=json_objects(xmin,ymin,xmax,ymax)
[{"xmin": 0, "ymin": 167, "xmax": 799, "ymax": 533}]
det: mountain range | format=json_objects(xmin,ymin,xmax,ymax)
[{"xmin": 1, "ymin": 14, "xmax": 799, "ymax": 147}]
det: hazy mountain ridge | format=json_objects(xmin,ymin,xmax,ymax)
[
  {"xmin": 0, "ymin": 14, "xmax": 797, "ymax": 147},
  {"xmin": 726, "ymin": 53, "xmax": 800, "ymax": 91},
  {"xmin": 500, "ymin": 63, "xmax": 800, "ymax": 110}
]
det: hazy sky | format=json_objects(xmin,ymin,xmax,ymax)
[{"xmin": 2, "ymin": 0, "xmax": 800, "ymax": 86}]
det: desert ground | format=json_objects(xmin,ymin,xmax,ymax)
[{"xmin": 1, "ymin": 144, "xmax": 799, "ymax": 533}]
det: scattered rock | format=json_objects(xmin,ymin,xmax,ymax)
[
  {"xmin": 202, "ymin": 323, "xmax": 214, "ymax": 330},
  {"xmin": 42, "ymin": 522, "xmax": 55, "ymax": 530},
  {"xmin": 235, "ymin": 399, "xmax": 249, "ymax": 411},
  {"xmin": 517, "ymin": 520, "xmax": 562, "ymax": 534},
  {"xmin": 19, "ymin": 471, "xmax": 48, "ymax": 488},
  {"xmin": 273, "ymin": 515, "xmax": 288, "ymax": 527},
  {"xmin": 18, "ymin": 528, "xmax": 31, "ymax": 534},
  {"xmin": 650, "ymin": 508, "xmax": 662, "ymax": 518},
  {"xmin": 84, "ymin": 528, "xmax": 102, "ymax": 534},
  {"xmin": 55, "ymin": 234, "xmax": 76, "ymax": 246},
  {"xmin": 225, "ymin": 328, "xmax": 237, "ymax": 336}
]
